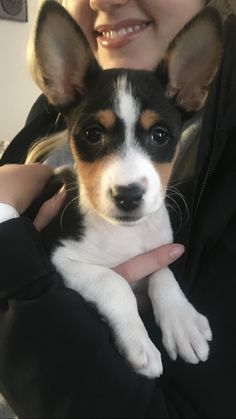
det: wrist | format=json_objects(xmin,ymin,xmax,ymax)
[{"xmin": 0, "ymin": 203, "xmax": 19, "ymax": 223}]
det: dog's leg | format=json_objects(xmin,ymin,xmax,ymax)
[
  {"xmin": 148, "ymin": 268, "xmax": 212, "ymax": 363},
  {"xmin": 52, "ymin": 248, "xmax": 162, "ymax": 378}
]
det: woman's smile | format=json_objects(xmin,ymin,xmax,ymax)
[{"xmin": 95, "ymin": 19, "xmax": 151, "ymax": 49}]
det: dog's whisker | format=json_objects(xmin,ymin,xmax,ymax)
[
  {"xmin": 64, "ymin": 185, "xmax": 78, "ymax": 194},
  {"xmin": 166, "ymin": 196, "xmax": 183, "ymax": 233},
  {"xmin": 60, "ymin": 195, "xmax": 79, "ymax": 229},
  {"xmin": 167, "ymin": 190, "xmax": 189, "ymax": 224},
  {"xmin": 167, "ymin": 186, "xmax": 189, "ymax": 218},
  {"xmin": 166, "ymin": 187, "xmax": 189, "ymax": 233}
]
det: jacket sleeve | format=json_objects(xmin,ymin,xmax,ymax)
[
  {"xmin": 0, "ymin": 96, "xmax": 64, "ymax": 166},
  {"xmin": 0, "ymin": 217, "xmax": 171, "ymax": 418},
  {"xmin": 24, "ymin": 94, "xmax": 50, "ymax": 125}
]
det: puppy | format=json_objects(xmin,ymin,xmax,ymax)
[{"xmin": 33, "ymin": 1, "xmax": 222, "ymax": 378}]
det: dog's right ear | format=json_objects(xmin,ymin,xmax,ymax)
[{"xmin": 35, "ymin": 1, "xmax": 100, "ymax": 108}]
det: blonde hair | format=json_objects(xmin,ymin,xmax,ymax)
[{"xmin": 25, "ymin": 130, "xmax": 68, "ymax": 164}]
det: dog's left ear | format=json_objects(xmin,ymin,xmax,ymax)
[
  {"xmin": 34, "ymin": 1, "xmax": 100, "ymax": 107},
  {"xmin": 164, "ymin": 7, "xmax": 223, "ymax": 112}
]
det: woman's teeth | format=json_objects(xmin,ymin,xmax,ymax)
[{"xmin": 101, "ymin": 23, "xmax": 147, "ymax": 39}]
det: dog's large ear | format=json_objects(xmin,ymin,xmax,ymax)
[
  {"xmin": 34, "ymin": 1, "xmax": 100, "ymax": 107},
  {"xmin": 164, "ymin": 7, "xmax": 222, "ymax": 112}
]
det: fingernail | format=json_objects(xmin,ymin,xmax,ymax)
[{"xmin": 170, "ymin": 245, "xmax": 185, "ymax": 260}]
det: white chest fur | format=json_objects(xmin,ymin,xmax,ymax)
[{"xmin": 54, "ymin": 203, "xmax": 173, "ymax": 268}]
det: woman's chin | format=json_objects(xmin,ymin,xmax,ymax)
[{"xmin": 98, "ymin": 54, "xmax": 158, "ymax": 71}]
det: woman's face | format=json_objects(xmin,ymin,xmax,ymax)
[{"xmin": 63, "ymin": 0, "xmax": 204, "ymax": 70}]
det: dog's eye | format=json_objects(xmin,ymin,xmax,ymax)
[
  {"xmin": 84, "ymin": 125, "xmax": 103, "ymax": 144},
  {"xmin": 150, "ymin": 126, "xmax": 170, "ymax": 146}
]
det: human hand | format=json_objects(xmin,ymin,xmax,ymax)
[
  {"xmin": 33, "ymin": 186, "xmax": 66, "ymax": 231},
  {"xmin": 113, "ymin": 244, "xmax": 185, "ymax": 283},
  {"xmin": 0, "ymin": 163, "xmax": 53, "ymax": 213},
  {"xmin": 0, "ymin": 163, "xmax": 66, "ymax": 231}
]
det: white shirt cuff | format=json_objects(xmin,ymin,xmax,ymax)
[{"xmin": 0, "ymin": 203, "xmax": 19, "ymax": 223}]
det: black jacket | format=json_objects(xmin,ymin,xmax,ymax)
[{"xmin": 0, "ymin": 14, "xmax": 236, "ymax": 419}]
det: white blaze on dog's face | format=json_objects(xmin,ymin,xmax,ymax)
[
  {"xmin": 93, "ymin": 75, "xmax": 172, "ymax": 223},
  {"xmin": 35, "ymin": 3, "xmax": 223, "ymax": 224}
]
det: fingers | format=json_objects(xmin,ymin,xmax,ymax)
[
  {"xmin": 0, "ymin": 163, "xmax": 54, "ymax": 214},
  {"xmin": 0, "ymin": 163, "xmax": 66, "ymax": 230},
  {"xmin": 113, "ymin": 244, "xmax": 185, "ymax": 283},
  {"xmin": 33, "ymin": 187, "xmax": 66, "ymax": 231}
]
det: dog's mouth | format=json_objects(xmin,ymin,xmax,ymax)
[
  {"xmin": 114, "ymin": 213, "xmax": 144, "ymax": 225},
  {"xmin": 104, "ymin": 207, "xmax": 149, "ymax": 225},
  {"xmin": 97, "ymin": 197, "xmax": 163, "ymax": 226}
]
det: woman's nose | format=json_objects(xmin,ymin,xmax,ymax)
[{"xmin": 90, "ymin": 0, "xmax": 129, "ymax": 13}]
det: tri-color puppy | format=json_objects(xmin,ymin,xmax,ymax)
[{"xmin": 33, "ymin": 1, "xmax": 222, "ymax": 377}]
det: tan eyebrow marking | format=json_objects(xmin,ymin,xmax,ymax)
[
  {"xmin": 96, "ymin": 110, "xmax": 116, "ymax": 130},
  {"xmin": 153, "ymin": 145, "xmax": 180, "ymax": 193},
  {"xmin": 140, "ymin": 110, "xmax": 160, "ymax": 130}
]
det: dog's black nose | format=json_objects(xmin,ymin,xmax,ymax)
[{"xmin": 111, "ymin": 183, "xmax": 144, "ymax": 212}]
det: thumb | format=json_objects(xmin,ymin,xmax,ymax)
[{"xmin": 33, "ymin": 187, "xmax": 66, "ymax": 231}]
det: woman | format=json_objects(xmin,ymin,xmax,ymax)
[{"xmin": 0, "ymin": 0, "xmax": 236, "ymax": 417}]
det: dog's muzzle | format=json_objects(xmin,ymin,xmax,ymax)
[{"xmin": 110, "ymin": 183, "xmax": 144, "ymax": 212}]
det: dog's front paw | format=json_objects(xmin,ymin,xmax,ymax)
[
  {"xmin": 160, "ymin": 301, "xmax": 212, "ymax": 364},
  {"xmin": 115, "ymin": 324, "xmax": 163, "ymax": 378}
]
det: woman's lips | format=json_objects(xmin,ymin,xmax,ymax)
[{"xmin": 95, "ymin": 20, "xmax": 150, "ymax": 49}]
